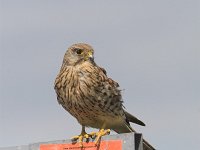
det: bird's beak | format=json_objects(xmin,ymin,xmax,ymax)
[{"xmin": 87, "ymin": 51, "xmax": 94, "ymax": 61}]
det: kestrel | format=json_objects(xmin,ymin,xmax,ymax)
[{"xmin": 54, "ymin": 43, "xmax": 154, "ymax": 149}]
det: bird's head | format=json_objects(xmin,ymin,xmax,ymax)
[{"xmin": 62, "ymin": 43, "xmax": 94, "ymax": 67}]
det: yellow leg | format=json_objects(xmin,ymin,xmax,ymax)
[
  {"xmin": 71, "ymin": 126, "xmax": 96, "ymax": 147},
  {"xmin": 94, "ymin": 129, "xmax": 111, "ymax": 145}
]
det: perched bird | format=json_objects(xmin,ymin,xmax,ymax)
[{"xmin": 54, "ymin": 43, "xmax": 154, "ymax": 149}]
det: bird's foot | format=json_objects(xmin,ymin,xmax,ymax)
[
  {"xmin": 94, "ymin": 129, "xmax": 111, "ymax": 145},
  {"xmin": 71, "ymin": 131, "xmax": 96, "ymax": 147}
]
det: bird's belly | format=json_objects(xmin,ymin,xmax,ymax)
[
  {"xmin": 58, "ymin": 75, "xmax": 123, "ymax": 129},
  {"xmin": 64, "ymin": 101, "xmax": 122, "ymax": 129},
  {"xmin": 82, "ymin": 114, "xmax": 124, "ymax": 130}
]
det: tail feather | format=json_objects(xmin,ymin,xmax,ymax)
[
  {"xmin": 112, "ymin": 111, "xmax": 155, "ymax": 149},
  {"xmin": 113, "ymin": 123, "xmax": 155, "ymax": 150},
  {"xmin": 125, "ymin": 111, "xmax": 145, "ymax": 126}
]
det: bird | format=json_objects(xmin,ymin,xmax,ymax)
[{"xmin": 54, "ymin": 43, "xmax": 155, "ymax": 149}]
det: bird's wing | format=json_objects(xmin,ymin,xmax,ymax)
[
  {"xmin": 98, "ymin": 66, "xmax": 120, "ymax": 88},
  {"xmin": 99, "ymin": 67, "xmax": 107, "ymax": 75}
]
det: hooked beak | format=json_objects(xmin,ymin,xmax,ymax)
[
  {"xmin": 85, "ymin": 51, "xmax": 94, "ymax": 61},
  {"xmin": 88, "ymin": 51, "xmax": 94, "ymax": 60}
]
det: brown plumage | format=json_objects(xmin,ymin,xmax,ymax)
[{"xmin": 54, "ymin": 43, "xmax": 154, "ymax": 149}]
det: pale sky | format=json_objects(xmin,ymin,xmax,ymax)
[{"xmin": 0, "ymin": 1, "xmax": 200, "ymax": 150}]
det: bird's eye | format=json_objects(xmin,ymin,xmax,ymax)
[{"xmin": 75, "ymin": 48, "xmax": 83, "ymax": 55}]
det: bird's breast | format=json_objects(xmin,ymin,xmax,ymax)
[{"xmin": 55, "ymin": 65, "xmax": 124, "ymax": 128}]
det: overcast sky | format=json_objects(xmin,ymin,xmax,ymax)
[{"xmin": 1, "ymin": 1, "xmax": 200, "ymax": 149}]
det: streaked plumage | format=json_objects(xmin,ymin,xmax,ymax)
[{"xmin": 54, "ymin": 43, "xmax": 154, "ymax": 149}]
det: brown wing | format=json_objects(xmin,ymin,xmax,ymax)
[
  {"xmin": 94, "ymin": 65, "xmax": 124, "ymax": 116},
  {"xmin": 99, "ymin": 67, "xmax": 107, "ymax": 75},
  {"xmin": 99, "ymin": 66, "xmax": 119, "ymax": 88}
]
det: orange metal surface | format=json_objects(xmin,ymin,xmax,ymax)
[{"xmin": 40, "ymin": 140, "xmax": 122, "ymax": 150}]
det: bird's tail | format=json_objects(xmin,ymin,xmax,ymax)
[
  {"xmin": 116, "ymin": 124, "xmax": 155, "ymax": 150},
  {"xmin": 113, "ymin": 111, "xmax": 155, "ymax": 149},
  {"xmin": 125, "ymin": 112, "xmax": 155, "ymax": 149},
  {"xmin": 125, "ymin": 111, "xmax": 145, "ymax": 126}
]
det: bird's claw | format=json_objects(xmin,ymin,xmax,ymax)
[
  {"xmin": 71, "ymin": 132, "xmax": 96, "ymax": 147},
  {"xmin": 71, "ymin": 129, "xmax": 110, "ymax": 147},
  {"xmin": 94, "ymin": 129, "xmax": 111, "ymax": 145}
]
